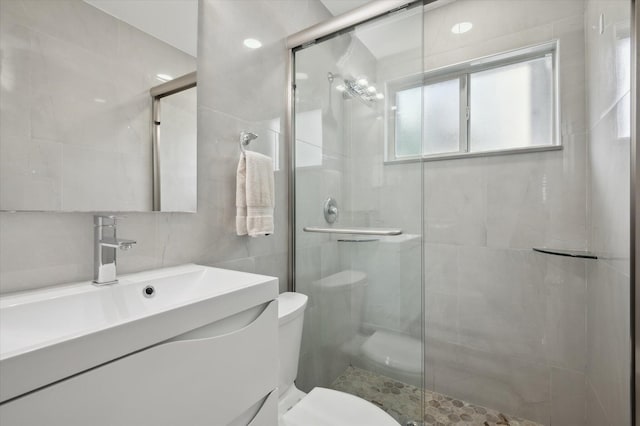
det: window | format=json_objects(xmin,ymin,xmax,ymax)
[
  {"xmin": 614, "ymin": 26, "xmax": 631, "ymax": 140},
  {"xmin": 388, "ymin": 42, "xmax": 558, "ymax": 161}
]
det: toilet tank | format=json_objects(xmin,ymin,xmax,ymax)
[{"xmin": 277, "ymin": 292, "xmax": 308, "ymax": 396}]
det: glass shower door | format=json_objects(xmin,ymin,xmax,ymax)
[{"xmin": 293, "ymin": 5, "xmax": 424, "ymax": 424}]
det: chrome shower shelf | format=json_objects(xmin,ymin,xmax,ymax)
[{"xmin": 532, "ymin": 247, "xmax": 598, "ymax": 259}]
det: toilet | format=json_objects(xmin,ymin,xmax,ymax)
[{"xmin": 277, "ymin": 292, "xmax": 399, "ymax": 426}]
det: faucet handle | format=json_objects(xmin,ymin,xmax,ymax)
[{"xmin": 94, "ymin": 215, "xmax": 126, "ymax": 226}]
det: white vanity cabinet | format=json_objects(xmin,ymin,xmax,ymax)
[{"xmin": 0, "ymin": 265, "xmax": 279, "ymax": 426}]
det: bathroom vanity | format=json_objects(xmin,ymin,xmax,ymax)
[{"xmin": 0, "ymin": 265, "xmax": 278, "ymax": 426}]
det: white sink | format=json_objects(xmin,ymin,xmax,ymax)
[{"xmin": 0, "ymin": 264, "xmax": 278, "ymax": 403}]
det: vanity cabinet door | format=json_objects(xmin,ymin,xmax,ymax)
[{"xmin": 0, "ymin": 300, "xmax": 278, "ymax": 426}]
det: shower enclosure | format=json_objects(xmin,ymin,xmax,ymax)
[{"xmin": 287, "ymin": 1, "xmax": 635, "ymax": 425}]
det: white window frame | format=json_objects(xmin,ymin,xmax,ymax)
[{"xmin": 385, "ymin": 40, "xmax": 561, "ymax": 163}]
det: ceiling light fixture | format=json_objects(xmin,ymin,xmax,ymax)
[
  {"xmin": 243, "ymin": 38, "xmax": 262, "ymax": 49},
  {"xmin": 451, "ymin": 22, "xmax": 473, "ymax": 34}
]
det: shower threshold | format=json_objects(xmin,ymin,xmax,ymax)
[{"xmin": 330, "ymin": 366, "xmax": 542, "ymax": 426}]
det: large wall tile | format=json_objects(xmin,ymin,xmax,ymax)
[
  {"xmin": 586, "ymin": 261, "xmax": 631, "ymax": 426},
  {"xmin": 550, "ymin": 367, "xmax": 586, "ymax": 425},
  {"xmin": 423, "ymin": 158, "xmax": 487, "ymax": 246},
  {"xmin": 429, "ymin": 340, "xmax": 551, "ymax": 424},
  {"xmin": 585, "ymin": 381, "xmax": 609, "ymax": 426}
]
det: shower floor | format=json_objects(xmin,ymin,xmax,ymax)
[{"xmin": 330, "ymin": 366, "xmax": 542, "ymax": 426}]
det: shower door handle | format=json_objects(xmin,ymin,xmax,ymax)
[{"xmin": 303, "ymin": 226, "xmax": 402, "ymax": 236}]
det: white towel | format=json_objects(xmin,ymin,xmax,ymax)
[{"xmin": 236, "ymin": 151, "xmax": 274, "ymax": 237}]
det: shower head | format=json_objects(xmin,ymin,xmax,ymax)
[{"xmin": 328, "ymin": 71, "xmax": 380, "ymax": 105}]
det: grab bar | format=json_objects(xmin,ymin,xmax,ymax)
[{"xmin": 303, "ymin": 226, "xmax": 403, "ymax": 236}]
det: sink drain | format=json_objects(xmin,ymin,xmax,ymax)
[{"xmin": 142, "ymin": 285, "xmax": 155, "ymax": 298}]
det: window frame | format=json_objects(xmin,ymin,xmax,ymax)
[{"xmin": 385, "ymin": 40, "xmax": 561, "ymax": 163}]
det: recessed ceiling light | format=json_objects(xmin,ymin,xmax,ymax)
[
  {"xmin": 156, "ymin": 74, "xmax": 173, "ymax": 82},
  {"xmin": 451, "ymin": 22, "xmax": 473, "ymax": 34},
  {"xmin": 296, "ymin": 72, "xmax": 309, "ymax": 80},
  {"xmin": 243, "ymin": 38, "xmax": 262, "ymax": 49}
]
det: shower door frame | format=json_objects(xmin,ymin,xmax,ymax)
[
  {"xmin": 285, "ymin": 0, "xmax": 639, "ymax": 424},
  {"xmin": 632, "ymin": 0, "xmax": 639, "ymax": 424}
]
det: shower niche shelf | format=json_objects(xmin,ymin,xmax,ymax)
[{"xmin": 532, "ymin": 247, "xmax": 598, "ymax": 259}]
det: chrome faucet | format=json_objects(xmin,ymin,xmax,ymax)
[{"xmin": 93, "ymin": 215, "xmax": 136, "ymax": 285}]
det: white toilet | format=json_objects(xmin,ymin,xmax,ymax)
[{"xmin": 277, "ymin": 292, "xmax": 399, "ymax": 426}]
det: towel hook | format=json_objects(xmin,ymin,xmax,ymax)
[{"xmin": 240, "ymin": 131, "xmax": 258, "ymax": 153}]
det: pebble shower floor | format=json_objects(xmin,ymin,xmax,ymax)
[{"xmin": 330, "ymin": 367, "xmax": 542, "ymax": 426}]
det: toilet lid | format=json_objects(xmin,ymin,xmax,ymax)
[{"xmin": 281, "ymin": 387, "xmax": 399, "ymax": 426}]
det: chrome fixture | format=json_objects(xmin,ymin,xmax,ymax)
[
  {"xmin": 240, "ymin": 131, "xmax": 258, "ymax": 154},
  {"xmin": 142, "ymin": 285, "xmax": 156, "ymax": 298},
  {"xmin": 323, "ymin": 197, "xmax": 338, "ymax": 223},
  {"xmin": 303, "ymin": 226, "xmax": 402, "ymax": 236},
  {"xmin": 93, "ymin": 215, "xmax": 136, "ymax": 285},
  {"xmin": 328, "ymin": 72, "xmax": 381, "ymax": 104},
  {"xmin": 532, "ymin": 247, "xmax": 598, "ymax": 259}
]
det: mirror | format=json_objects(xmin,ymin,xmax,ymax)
[{"xmin": 0, "ymin": 0, "xmax": 198, "ymax": 212}]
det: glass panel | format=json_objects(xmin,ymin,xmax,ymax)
[
  {"xmin": 469, "ymin": 55, "xmax": 553, "ymax": 151},
  {"xmin": 395, "ymin": 86, "xmax": 422, "ymax": 157},
  {"xmin": 294, "ymin": 5, "xmax": 424, "ymax": 425},
  {"xmin": 422, "ymin": 0, "xmax": 631, "ymax": 424},
  {"xmin": 423, "ymin": 78, "xmax": 460, "ymax": 155},
  {"xmin": 158, "ymin": 86, "xmax": 197, "ymax": 212}
]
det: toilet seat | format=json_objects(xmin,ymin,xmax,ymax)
[{"xmin": 281, "ymin": 387, "xmax": 399, "ymax": 426}]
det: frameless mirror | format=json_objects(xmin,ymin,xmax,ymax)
[{"xmin": 0, "ymin": 0, "xmax": 198, "ymax": 212}]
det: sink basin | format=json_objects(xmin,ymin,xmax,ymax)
[{"xmin": 0, "ymin": 264, "xmax": 278, "ymax": 403}]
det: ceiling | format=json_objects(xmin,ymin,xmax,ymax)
[
  {"xmin": 319, "ymin": 0, "xmax": 372, "ymax": 16},
  {"xmin": 84, "ymin": 0, "xmax": 198, "ymax": 57},
  {"xmin": 319, "ymin": 0, "xmax": 422, "ymax": 60}
]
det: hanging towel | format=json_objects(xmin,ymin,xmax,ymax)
[{"xmin": 236, "ymin": 151, "xmax": 274, "ymax": 237}]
